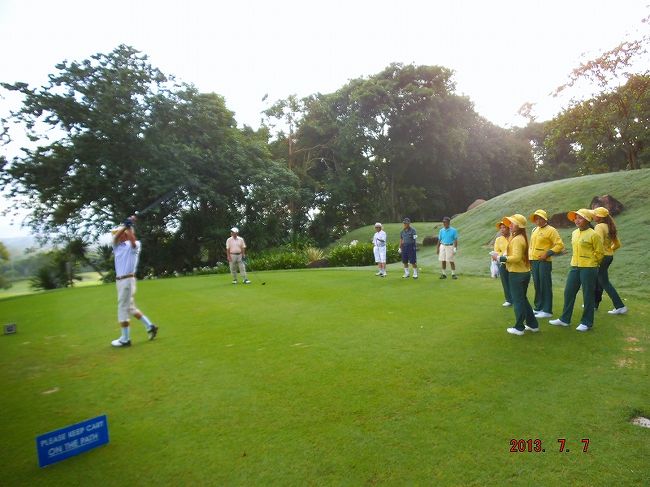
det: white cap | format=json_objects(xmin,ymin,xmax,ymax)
[
  {"xmin": 374, "ymin": 222, "xmax": 382, "ymax": 227},
  {"xmin": 231, "ymin": 227, "xmax": 239, "ymax": 233}
]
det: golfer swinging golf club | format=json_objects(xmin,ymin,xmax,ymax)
[{"xmin": 111, "ymin": 216, "xmax": 158, "ymax": 347}]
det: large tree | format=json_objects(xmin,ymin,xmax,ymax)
[
  {"xmin": 270, "ymin": 63, "xmax": 534, "ymax": 242},
  {"xmin": 1, "ymin": 46, "xmax": 298, "ymax": 273},
  {"xmin": 528, "ymin": 22, "xmax": 650, "ymax": 176}
]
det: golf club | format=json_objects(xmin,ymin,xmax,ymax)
[{"xmin": 134, "ymin": 185, "xmax": 185, "ymax": 217}]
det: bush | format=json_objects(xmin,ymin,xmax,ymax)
[
  {"xmin": 304, "ymin": 247, "xmax": 325, "ymax": 263},
  {"xmin": 247, "ymin": 251, "xmax": 308, "ymax": 271},
  {"xmin": 328, "ymin": 243, "xmax": 400, "ymax": 267},
  {"xmin": 30, "ymin": 266, "xmax": 63, "ymax": 290}
]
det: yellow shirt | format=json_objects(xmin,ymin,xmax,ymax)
[
  {"xmin": 570, "ymin": 227, "xmax": 604, "ymax": 267},
  {"xmin": 494, "ymin": 235, "xmax": 509, "ymax": 255},
  {"xmin": 528, "ymin": 224, "xmax": 564, "ymax": 261},
  {"xmin": 594, "ymin": 222, "xmax": 621, "ymax": 256},
  {"xmin": 503, "ymin": 234, "xmax": 530, "ymax": 273}
]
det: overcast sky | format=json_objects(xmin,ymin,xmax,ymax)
[{"xmin": 1, "ymin": 0, "xmax": 648, "ymax": 238}]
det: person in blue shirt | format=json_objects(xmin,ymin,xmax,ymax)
[
  {"xmin": 437, "ymin": 216, "xmax": 458, "ymax": 279},
  {"xmin": 399, "ymin": 217, "xmax": 418, "ymax": 279}
]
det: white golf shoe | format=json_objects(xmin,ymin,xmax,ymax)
[
  {"xmin": 524, "ymin": 325, "xmax": 540, "ymax": 333},
  {"xmin": 576, "ymin": 324, "xmax": 590, "ymax": 332},
  {"xmin": 502, "ymin": 301, "xmax": 512, "ymax": 307},
  {"xmin": 534, "ymin": 311, "xmax": 553, "ymax": 318},
  {"xmin": 607, "ymin": 306, "xmax": 628, "ymax": 315},
  {"xmin": 111, "ymin": 338, "xmax": 131, "ymax": 347},
  {"xmin": 549, "ymin": 319, "xmax": 569, "ymax": 327},
  {"xmin": 506, "ymin": 327, "xmax": 524, "ymax": 336}
]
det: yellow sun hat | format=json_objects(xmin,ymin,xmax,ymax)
[
  {"xmin": 567, "ymin": 208, "xmax": 593, "ymax": 222},
  {"xmin": 592, "ymin": 207, "xmax": 609, "ymax": 218},
  {"xmin": 529, "ymin": 209, "xmax": 548, "ymax": 223},
  {"xmin": 503, "ymin": 214, "xmax": 527, "ymax": 228}
]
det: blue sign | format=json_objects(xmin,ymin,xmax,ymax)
[{"xmin": 36, "ymin": 415, "xmax": 109, "ymax": 467}]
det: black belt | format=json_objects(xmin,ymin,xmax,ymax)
[
  {"xmin": 230, "ymin": 253, "xmax": 241, "ymax": 255},
  {"xmin": 441, "ymin": 244, "xmax": 454, "ymax": 246},
  {"xmin": 116, "ymin": 273, "xmax": 135, "ymax": 280}
]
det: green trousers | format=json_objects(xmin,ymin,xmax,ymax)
[
  {"xmin": 499, "ymin": 264, "xmax": 512, "ymax": 303},
  {"xmin": 531, "ymin": 260, "xmax": 553, "ymax": 313},
  {"xmin": 595, "ymin": 255, "xmax": 624, "ymax": 310},
  {"xmin": 560, "ymin": 266, "xmax": 598, "ymax": 327},
  {"xmin": 509, "ymin": 271, "xmax": 538, "ymax": 331}
]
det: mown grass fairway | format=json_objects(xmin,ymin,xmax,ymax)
[{"xmin": 1, "ymin": 269, "xmax": 648, "ymax": 485}]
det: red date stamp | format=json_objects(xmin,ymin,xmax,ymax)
[{"xmin": 509, "ymin": 438, "xmax": 590, "ymax": 453}]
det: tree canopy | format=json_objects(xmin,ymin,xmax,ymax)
[{"xmin": 1, "ymin": 38, "xmax": 648, "ymax": 272}]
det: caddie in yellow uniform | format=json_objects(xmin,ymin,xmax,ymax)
[
  {"xmin": 528, "ymin": 209, "xmax": 564, "ymax": 319},
  {"xmin": 592, "ymin": 207, "xmax": 627, "ymax": 314},
  {"xmin": 491, "ymin": 214, "xmax": 539, "ymax": 335},
  {"xmin": 494, "ymin": 221, "xmax": 512, "ymax": 307},
  {"xmin": 549, "ymin": 209, "xmax": 604, "ymax": 332}
]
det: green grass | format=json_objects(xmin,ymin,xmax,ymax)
[
  {"xmin": 2, "ymin": 170, "xmax": 650, "ymax": 485},
  {"xmin": 1, "ymin": 270, "xmax": 648, "ymax": 485},
  {"xmin": 0, "ymin": 272, "xmax": 103, "ymax": 299}
]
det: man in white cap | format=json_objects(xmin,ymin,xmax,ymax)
[
  {"xmin": 372, "ymin": 222, "xmax": 387, "ymax": 277},
  {"xmin": 226, "ymin": 227, "xmax": 250, "ymax": 284},
  {"xmin": 111, "ymin": 216, "xmax": 158, "ymax": 347}
]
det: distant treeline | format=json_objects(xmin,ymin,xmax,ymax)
[{"xmin": 1, "ymin": 42, "xmax": 648, "ymax": 276}]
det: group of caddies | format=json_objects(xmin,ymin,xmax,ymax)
[{"xmin": 492, "ymin": 207, "xmax": 626, "ymax": 336}]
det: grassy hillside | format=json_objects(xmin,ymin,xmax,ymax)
[{"xmin": 333, "ymin": 169, "xmax": 650, "ymax": 298}]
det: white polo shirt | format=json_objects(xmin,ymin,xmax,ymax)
[
  {"xmin": 114, "ymin": 241, "xmax": 141, "ymax": 277},
  {"xmin": 226, "ymin": 236, "xmax": 246, "ymax": 254}
]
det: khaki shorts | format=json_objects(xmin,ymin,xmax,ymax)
[
  {"xmin": 438, "ymin": 245, "xmax": 455, "ymax": 262},
  {"xmin": 116, "ymin": 277, "xmax": 137, "ymax": 322}
]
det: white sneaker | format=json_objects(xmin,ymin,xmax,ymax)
[
  {"xmin": 232, "ymin": 280, "xmax": 238, "ymax": 284},
  {"xmin": 402, "ymin": 274, "xmax": 410, "ymax": 279},
  {"xmin": 375, "ymin": 271, "xmax": 382, "ymax": 276},
  {"xmin": 535, "ymin": 311, "xmax": 553, "ymax": 319},
  {"xmin": 576, "ymin": 324, "xmax": 590, "ymax": 332},
  {"xmin": 549, "ymin": 319, "xmax": 569, "ymax": 327},
  {"xmin": 524, "ymin": 325, "xmax": 540, "ymax": 332},
  {"xmin": 502, "ymin": 301, "xmax": 512, "ymax": 307},
  {"xmin": 607, "ymin": 306, "xmax": 628, "ymax": 315},
  {"xmin": 413, "ymin": 274, "xmax": 418, "ymax": 279},
  {"xmin": 111, "ymin": 338, "xmax": 131, "ymax": 347},
  {"xmin": 506, "ymin": 327, "xmax": 524, "ymax": 336}
]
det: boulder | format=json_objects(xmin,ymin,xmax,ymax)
[
  {"xmin": 548, "ymin": 212, "xmax": 573, "ymax": 228},
  {"xmin": 467, "ymin": 199, "xmax": 486, "ymax": 211},
  {"xmin": 590, "ymin": 195, "xmax": 624, "ymax": 216}
]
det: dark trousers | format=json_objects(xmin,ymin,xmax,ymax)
[
  {"xmin": 531, "ymin": 260, "xmax": 553, "ymax": 313},
  {"xmin": 560, "ymin": 267, "xmax": 598, "ymax": 327},
  {"xmin": 499, "ymin": 264, "xmax": 512, "ymax": 303},
  {"xmin": 509, "ymin": 271, "xmax": 538, "ymax": 331},
  {"xmin": 595, "ymin": 255, "xmax": 624, "ymax": 310}
]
